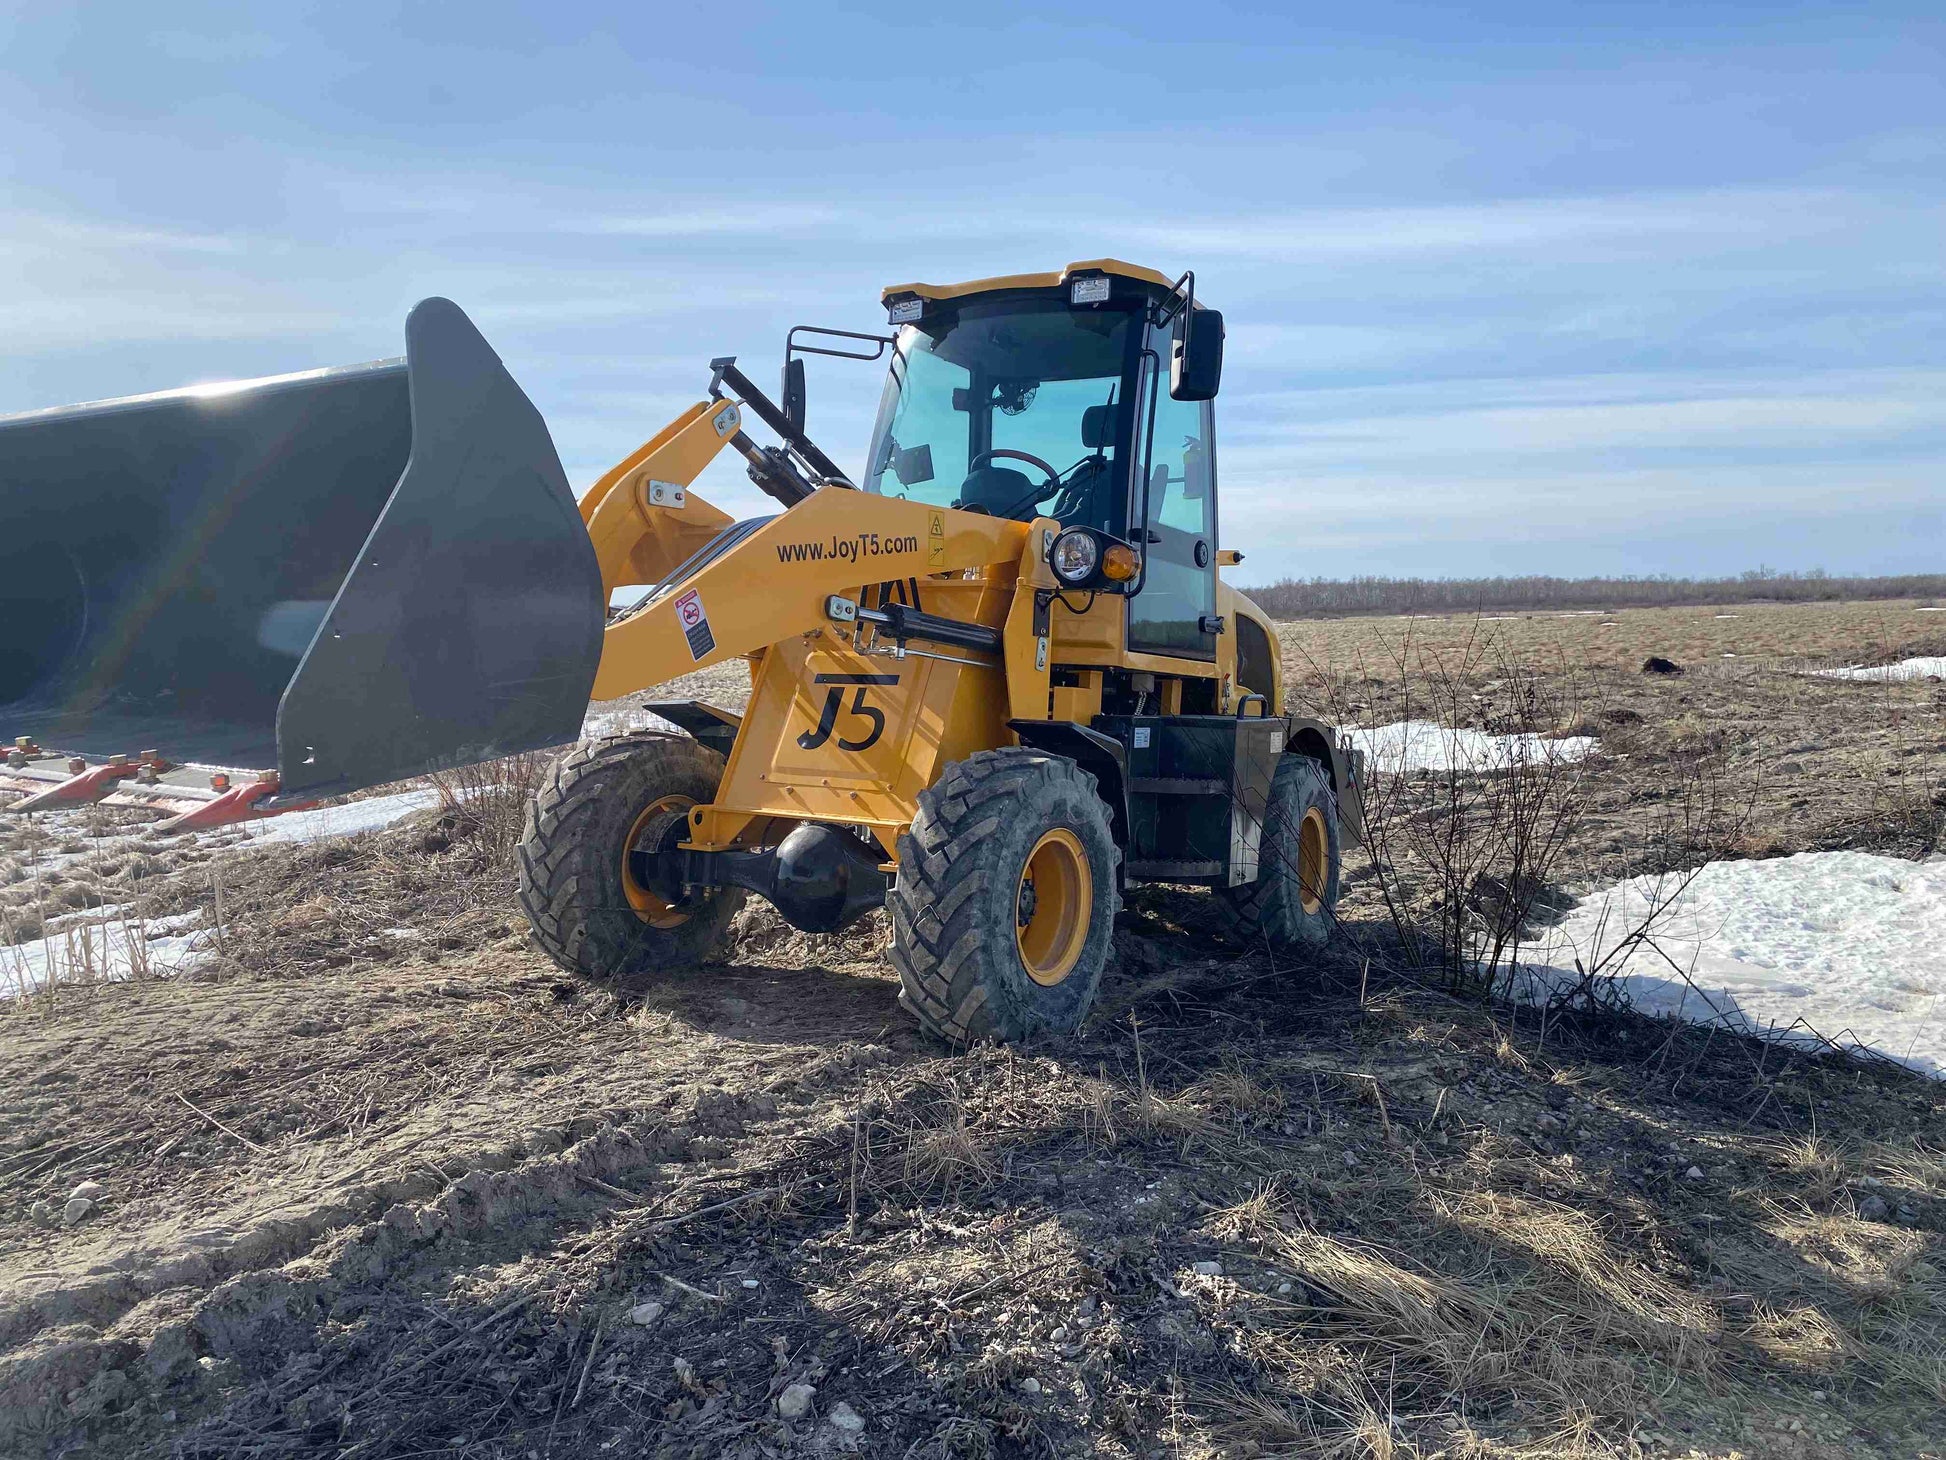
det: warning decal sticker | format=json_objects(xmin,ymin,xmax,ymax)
[
  {"xmin": 673, "ymin": 588, "xmax": 715, "ymax": 661},
  {"xmin": 928, "ymin": 511, "xmax": 945, "ymax": 569}
]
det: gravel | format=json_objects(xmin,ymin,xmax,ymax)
[{"xmin": 777, "ymin": 1382, "xmax": 816, "ymax": 1421}]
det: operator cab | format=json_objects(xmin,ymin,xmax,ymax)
[
  {"xmin": 865, "ymin": 259, "xmax": 1226, "ymax": 660},
  {"xmin": 865, "ymin": 293, "xmax": 1131, "ymax": 532}
]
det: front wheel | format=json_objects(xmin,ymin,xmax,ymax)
[
  {"xmin": 1221, "ymin": 754, "xmax": 1341, "ymax": 954},
  {"xmin": 516, "ymin": 733, "xmax": 745, "ymax": 988},
  {"xmin": 889, "ymin": 748, "xmax": 1121, "ymax": 1043}
]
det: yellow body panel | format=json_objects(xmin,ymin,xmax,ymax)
[
  {"xmin": 1001, "ymin": 520, "xmax": 1062, "ymax": 721},
  {"xmin": 690, "ymin": 576, "xmax": 1015, "ymax": 856},
  {"xmin": 592, "ymin": 487, "xmax": 1030, "ymax": 700},
  {"xmin": 1223, "ymin": 583, "xmax": 1285, "ymax": 711},
  {"xmin": 882, "ymin": 257, "xmax": 1173, "ymax": 304}
]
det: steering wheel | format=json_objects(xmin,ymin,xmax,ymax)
[
  {"xmin": 971, "ymin": 448, "xmax": 1060, "ymax": 488},
  {"xmin": 965, "ymin": 448, "xmax": 1065, "ymax": 520}
]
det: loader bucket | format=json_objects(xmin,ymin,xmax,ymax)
[{"xmin": 0, "ymin": 298, "xmax": 604, "ymax": 799}]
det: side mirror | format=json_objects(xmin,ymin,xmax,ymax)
[
  {"xmin": 1170, "ymin": 307, "xmax": 1224, "ymax": 402},
  {"xmin": 781, "ymin": 357, "xmax": 807, "ymax": 431},
  {"xmin": 892, "ymin": 442, "xmax": 935, "ymax": 487}
]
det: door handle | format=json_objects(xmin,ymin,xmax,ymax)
[{"xmin": 1144, "ymin": 529, "xmax": 1163, "ymax": 544}]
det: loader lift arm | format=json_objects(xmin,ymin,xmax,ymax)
[
  {"xmin": 589, "ymin": 487, "xmax": 1034, "ymax": 701},
  {"xmin": 577, "ymin": 353, "xmax": 863, "ymax": 604},
  {"xmin": 576, "ymin": 345, "xmax": 1040, "ymax": 710}
]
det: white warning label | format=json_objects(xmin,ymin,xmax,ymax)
[{"xmin": 674, "ymin": 588, "xmax": 715, "ymax": 661}]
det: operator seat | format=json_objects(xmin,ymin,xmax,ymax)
[
  {"xmin": 954, "ymin": 464, "xmax": 1038, "ymax": 516},
  {"xmin": 953, "ymin": 403, "xmax": 1118, "ymax": 523},
  {"xmin": 1059, "ymin": 403, "xmax": 1116, "ymax": 531}
]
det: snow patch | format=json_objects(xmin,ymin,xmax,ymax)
[
  {"xmin": 1814, "ymin": 657, "xmax": 1946, "ymax": 683},
  {"xmin": 1355, "ymin": 720, "xmax": 1598, "ymax": 774},
  {"xmin": 1521, "ymin": 851, "xmax": 1946, "ymax": 1077},
  {"xmin": 2, "ymin": 910, "xmax": 211, "ymax": 999},
  {"xmin": 40, "ymin": 902, "xmax": 131, "ymax": 934},
  {"xmin": 581, "ymin": 705, "xmax": 685, "ymax": 742},
  {"xmin": 238, "ymin": 789, "xmax": 440, "ymax": 846}
]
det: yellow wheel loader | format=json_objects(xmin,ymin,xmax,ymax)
[{"xmin": 1, "ymin": 260, "xmax": 1359, "ymax": 1041}]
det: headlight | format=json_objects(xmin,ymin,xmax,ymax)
[{"xmin": 1049, "ymin": 530, "xmax": 1099, "ymax": 584}]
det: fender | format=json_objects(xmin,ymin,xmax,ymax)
[
  {"xmin": 1286, "ymin": 716, "xmax": 1365, "ymax": 847},
  {"xmin": 642, "ymin": 700, "xmax": 742, "ymax": 760},
  {"xmin": 1007, "ymin": 718, "xmax": 1129, "ymax": 853}
]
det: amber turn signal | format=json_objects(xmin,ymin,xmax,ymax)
[{"xmin": 1100, "ymin": 544, "xmax": 1141, "ymax": 583}]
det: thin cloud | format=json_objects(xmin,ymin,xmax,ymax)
[
  {"xmin": 145, "ymin": 29, "xmax": 290, "ymax": 64},
  {"xmin": 560, "ymin": 204, "xmax": 852, "ymax": 237},
  {"xmin": 1220, "ymin": 460, "xmax": 1946, "ymax": 573},
  {"xmin": 1117, "ymin": 188, "xmax": 1914, "ymax": 262},
  {"xmin": 5, "ymin": 212, "xmax": 248, "ymax": 256},
  {"xmin": 4, "ymin": 164, "xmax": 1939, "ymax": 576}
]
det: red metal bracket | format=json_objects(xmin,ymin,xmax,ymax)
[
  {"xmin": 10, "ymin": 754, "xmax": 141, "ymax": 811},
  {"xmin": 6, "ymin": 737, "xmax": 47, "ymax": 768},
  {"xmin": 154, "ymin": 773, "xmax": 317, "ymax": 833}
]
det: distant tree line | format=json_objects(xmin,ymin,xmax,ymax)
[{"xmin": 1238, "ymin": 568, "xmax": 1946, "ymax": 620}]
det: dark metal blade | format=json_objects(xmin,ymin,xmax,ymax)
[{"xmin": 274, "ymin": 298, "xmax": 603, "ymax": 798}]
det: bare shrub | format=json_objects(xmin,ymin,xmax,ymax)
[
  {"xmin": 422, "ymin": 751, "xmax": 550, "ymax": 863},
  {"xmin": 1289, "ymin": 620, "xmax": 1595, "ymax": 996},
  {"xmin": 1288, "ymin": 615, "xmax": 1754, "ymax": 1005}
]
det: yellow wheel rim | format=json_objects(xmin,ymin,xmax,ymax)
[
  {"xmin": 1297, "ymin": 806, "xmax": 1329, "ymax": 916},
  {"xmin": 1016, "ymin": 827, "xmax": 1092, "ymax": 987},
  {"xmin": 622, "ymin": 795, "xmax": 693, "ymax": 929}
]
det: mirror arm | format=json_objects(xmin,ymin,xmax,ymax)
[{"xmin": 1154, "ymin": 270, "xmax": 1195, "ymax": 327}]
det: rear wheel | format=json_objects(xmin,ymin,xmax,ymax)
[
  {"xmin": 516, "ymin": 733, "xmax": 745, "ymax": 986},
  {"xmin": 1222, "ymin": 754, "xmax": 1341, "ymax": 954},
  {"xmin": 889, "ymin": 748, "xmax": 1120, "ymax": 1043}
]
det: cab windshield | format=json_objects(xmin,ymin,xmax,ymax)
[{"xmin": 864, "ymin": 297, "xmax": 1136, "ymax": 533}]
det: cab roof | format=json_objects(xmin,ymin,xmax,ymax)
[{"xmin": 880, "ymin": 258, "xmax": 1174, "ymax": 304}]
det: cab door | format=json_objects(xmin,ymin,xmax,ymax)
[{"xmin": 1126, "ymin": 337, "xmax": 1218, "ymax": 660}]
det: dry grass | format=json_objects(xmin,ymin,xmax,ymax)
[
  {"xmin": 2, "ymin": 823, "xmax": 1941, "ymax": 1458},
  {"xmin": 3, "ymin": 596, "xmax": 1943, "ymax": 1458}
]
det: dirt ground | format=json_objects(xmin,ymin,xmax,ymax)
[{"xmin": 2, "ymin": 599, "xmax": 1943, "ymax": 1460}]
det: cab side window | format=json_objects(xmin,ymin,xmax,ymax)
[
  {"xmin": 1146, "ymin": 393, "xmax": 1212, "ymax": 537},
  {"xmin": 1127, "ymin": 378, "xmax": 1217, "ymax": 658},
  {"xmin": 867, "ymin": 348, "xmax": 970, "ymax": 509}
]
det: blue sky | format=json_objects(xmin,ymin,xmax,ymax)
[{"xmin": 2, "ymin": 1, "xmax": 1941, "ymax": 583}]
